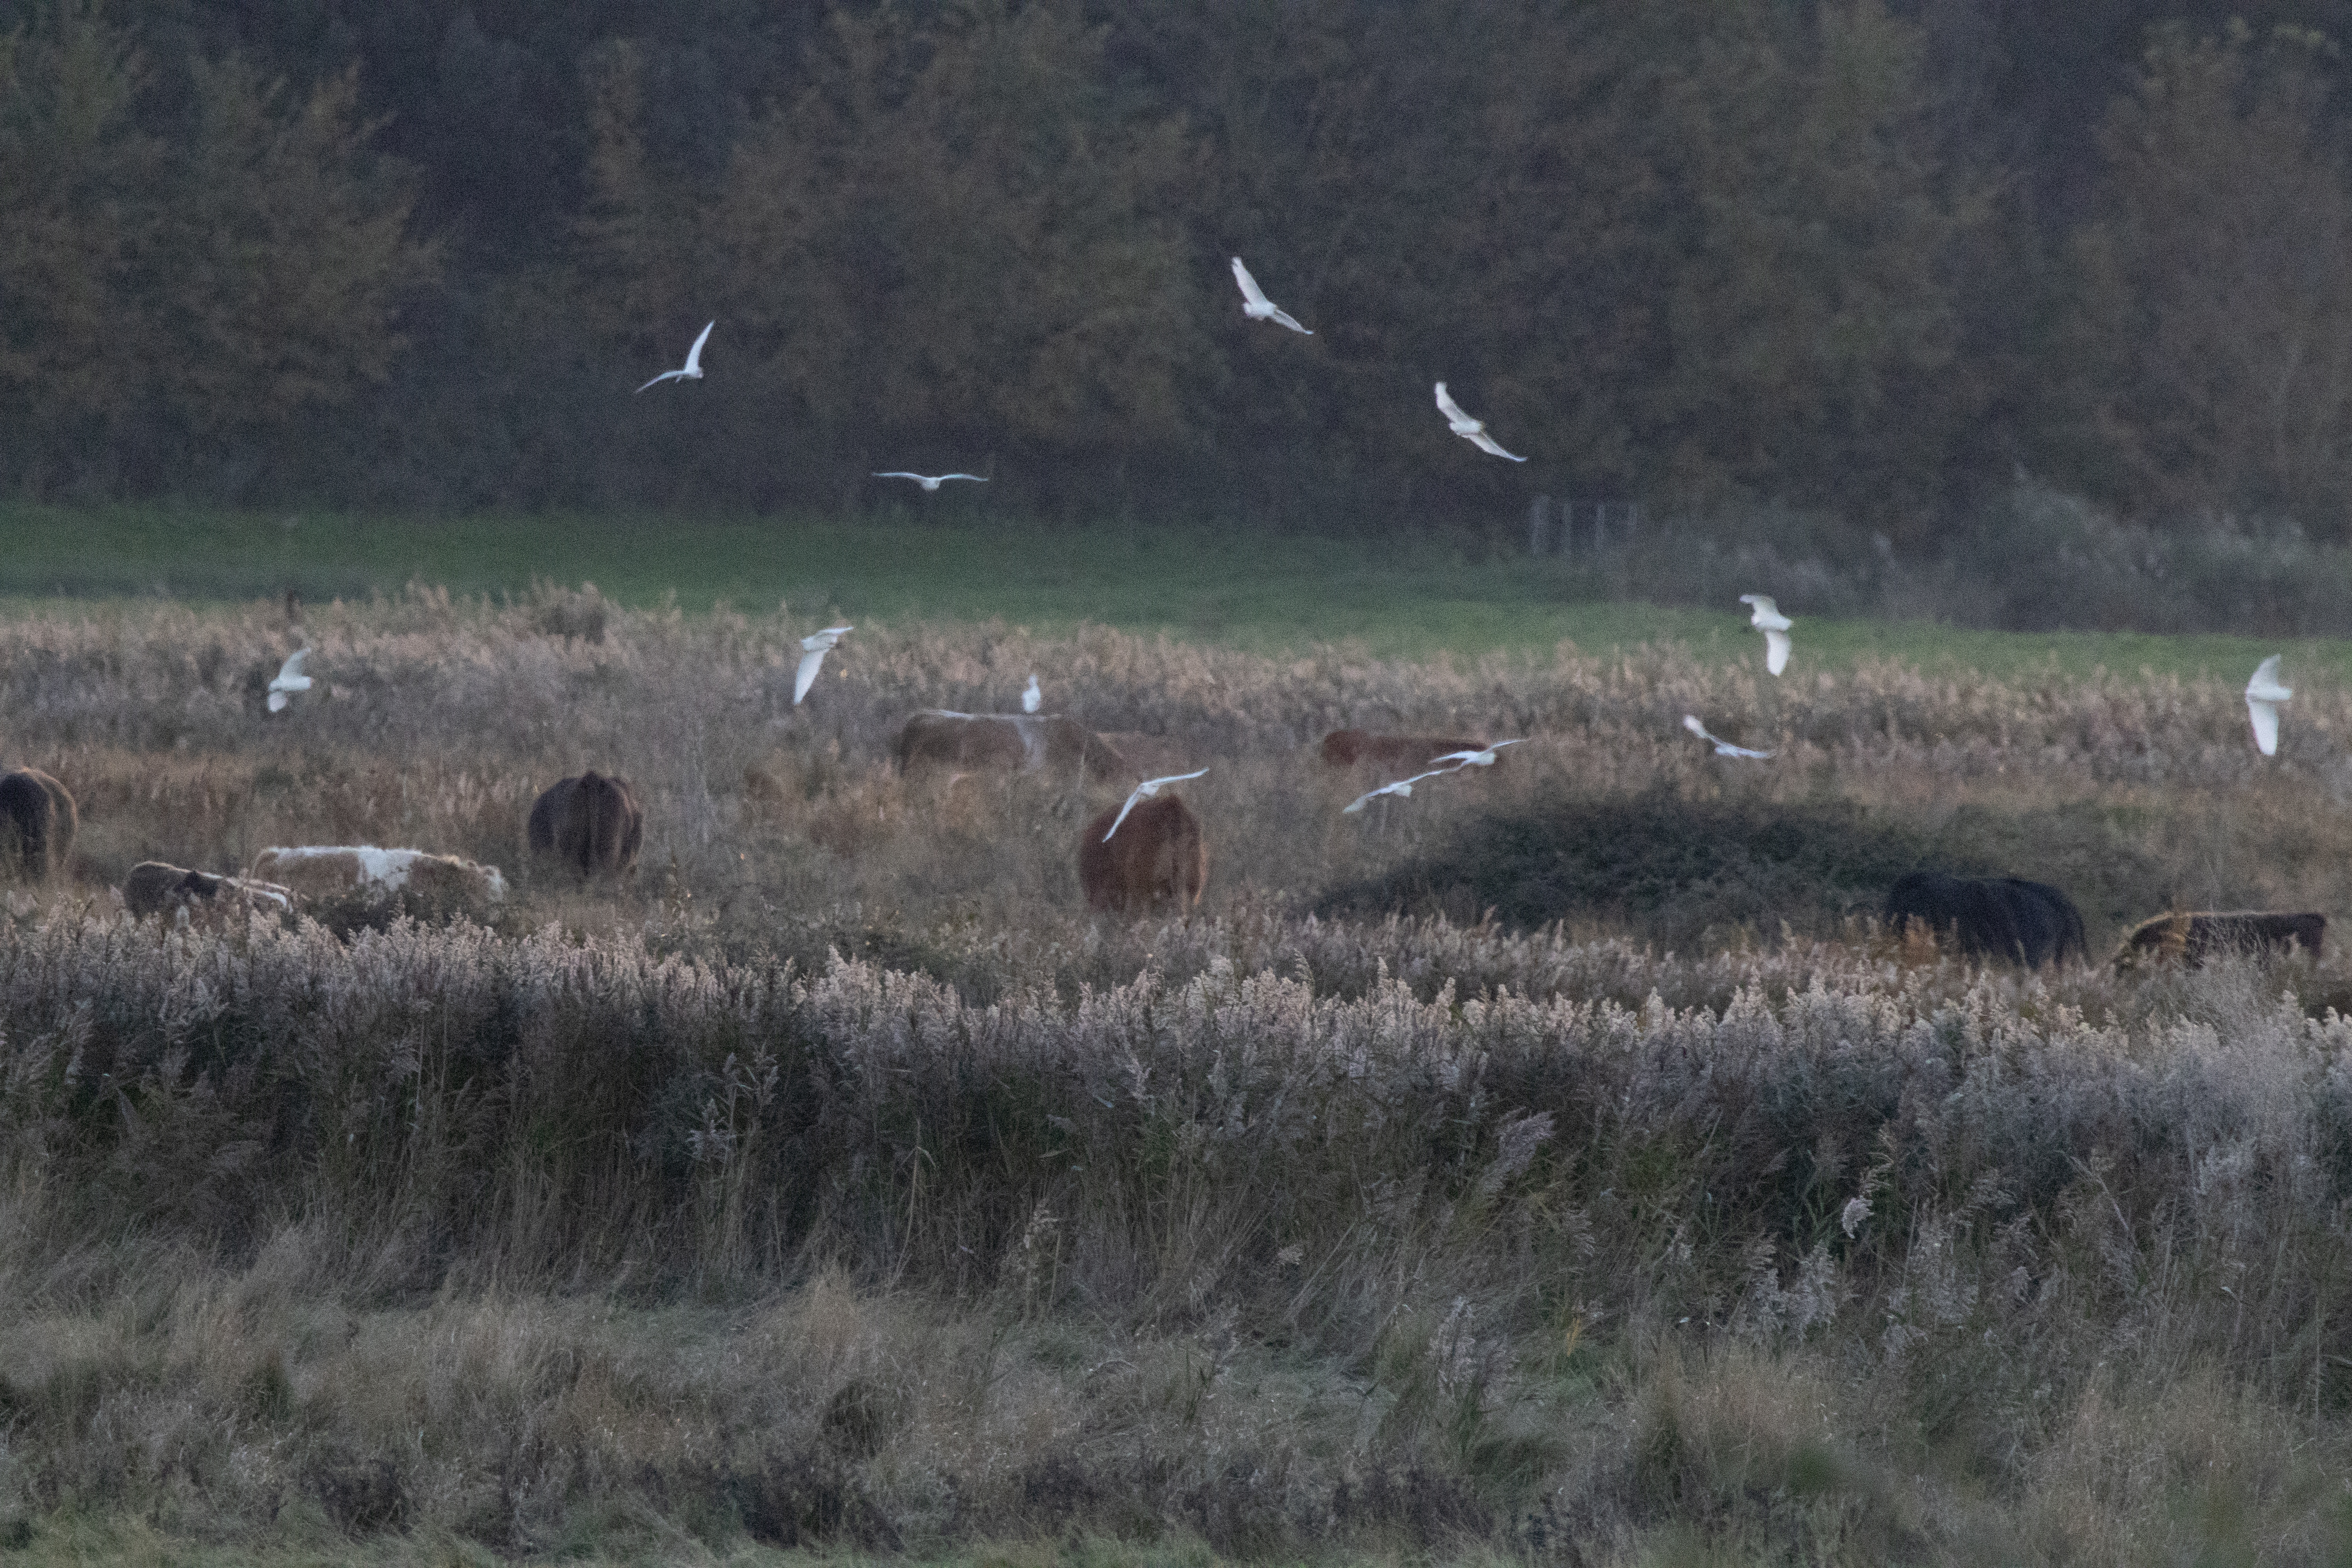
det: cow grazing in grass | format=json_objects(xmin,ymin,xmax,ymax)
[
  {"xmin": 2116, "ymin": 910, "xmax": 2326, "ymax": 968},
  {"xmin": 123, "ymin": 862, "xmax": 294, "ymax": 921},
  {"xmin": 1319, "ymin": 730, "xmax": 1492, "ymax": 772},
  {"xmin": 1885, "ymin": 872, "xmax": 2087, "ymax": 968},
  {"xmin": 896, "ymin": 710, "xmax": 1129, "ymax": 782},
  {"xmin": 526, "ymin": 771, "xmax": 644, "ymax": 877},
  {"xmin": 1078, "ymin": 797, "xmax": 1207, "ymax": 915},
  {"xmin": 0, "ymin": 768, "xmax": 76, "ymax": 880},
  {"xmin": 1900, "ymin": 872, "xmax": 2089, "ymax": 967},
  {"xmin": 250, "ymin": 846, "xmax": 508, "ymax": 905}
]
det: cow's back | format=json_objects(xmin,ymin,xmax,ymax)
[
  {"xmin": 1078, "ymin": 797, "xmax": 1207, "ymax": 914},
  {"xmin": 528, "ymin": 771, "xmax": 642, "ymax": 875}
]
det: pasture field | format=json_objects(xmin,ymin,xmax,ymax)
[
  {"xmin": 11, "ymin": 587, "xmax": 2352, "ymax": 1563},
  {"xmin": 7, "ymin": 499, "xmax": 2351, "ymax": 680}
]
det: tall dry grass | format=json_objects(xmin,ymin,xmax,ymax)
[{"xmin": 7, "ymin": 590, "xmax": 2352, "ymax": 1561}]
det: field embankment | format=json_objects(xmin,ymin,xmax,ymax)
[{"xmin": 6, "ymin": 591, "xmax": 2352, "ymax": 1562}]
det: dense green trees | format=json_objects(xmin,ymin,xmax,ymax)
[{"xmin": 7, "ymin": 0, "xmax": 2352, "ymax": 537}]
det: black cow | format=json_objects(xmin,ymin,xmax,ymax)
[
  {"xmin": 1886, "ymin": 872, "xmax": 2087, "ymax": 967},
  {"xmin": 527, "ymin": 770, "xmax": 644, "ymax": 877},
  {"xmin": 0, "ymin": 768, "xmax": 76, "ymax": 880}
]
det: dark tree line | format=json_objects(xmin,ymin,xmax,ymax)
[{"xmin": 9, "ymin": 0, "xmax": 2352, "ymax": 541}]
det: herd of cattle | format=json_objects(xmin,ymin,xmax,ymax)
[{"xmin": 0, "ymin": 706, "xmax": 2333, "ymax": 968}]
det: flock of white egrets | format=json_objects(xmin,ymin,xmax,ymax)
[
  {"xmin": 1691, "ymin": 597, "xmax": 2299, "ymax": 763},
  {"xmin": 632, "ymin": 256, "xmax": 1534, "ymax": 483}
]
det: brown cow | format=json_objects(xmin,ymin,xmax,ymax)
[
  {"xmin": 2116, "ymin": 911, "xmax": 2327, "ymax": 968},
  {"xmin": 1078, "ymin": 796, "xmax": 1207, "ymax": 915},
  {"xmin": 896, "ymin": 710, "xmax": 1129, "ymax": 782},
  {"xmin": 527, "ymin": 771, "xmax": 644, "ymax": 876},
  {"xmin": 1319, "ymin": 730, "xmax": 1491, "ymax": 772},
  {"xmin": 0, "ymin": 768, "xmax": 76, "ymax": 880},
  {"xmin": 122, "ymin": 862, "xmax": 295, "ymax": 920}
]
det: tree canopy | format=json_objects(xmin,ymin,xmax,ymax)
[{"xmin": 6, "ymin": 0, "xmax": 2352, "ymax": 538}]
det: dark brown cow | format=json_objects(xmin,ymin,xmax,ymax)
[
  {"xmin": 895, "ymin": 710, "xmax": 1129, "ymax": 782},
  {"xmin": 122, "ymin": 862, "xmax": 295, "ymax": 920},
  {"xmin": 527, "ymin": 771, "xmax": 644, "ymax": 876},
  {"xmin": 1078, "ymin": 796, "xmax": 1207, "ymax": 915},
  {"xmin": 2116, "ymin": 911, "xmax": 2327, "ymax": 968},
  {"xmin": 0, "ymin": 768, "xmax": 76, "ymax": 880},
  {"xmin": 1319, "ymin": 730, "xmax": 1490, "ymax": 772}
]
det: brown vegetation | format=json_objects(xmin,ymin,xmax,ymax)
[{"xmin": 8, "ymin": 591, "xmax": 2352, "ymax": 1560}]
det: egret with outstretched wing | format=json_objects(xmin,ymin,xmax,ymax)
[
  {"xmin": 1682, "ymin": 715, "xmax": 1775, "ymax": 759},
  {"xmin": 2247, "ymin": 655, "xmax": 2292, "ymax": 757},
  {"xmin": 637, "ymin": 321, "xmax": 714, "ymax": 392},
  {"xmin": 1104, "ymin": 769, "xmax": 1209, "ymax": 840},
  {"xmin": 1739, "ymin": 594, "xmax": 1792, "ymax": 676},
  {"xmin": 1231, "ymin": 257, "xmax": 1312, "ymax": 334},
  {"xmin": 267, "ymin": 649, "xmax": 312, "ymax": 714},
  {"xmin": 795, "ymin": 626, "xmax": 853, "ymax": 705},
  {"xmin": 1434, "ymin": 382, "xmax": 1526, "ymax": 461}
]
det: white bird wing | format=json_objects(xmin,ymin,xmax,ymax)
[
  {"xmin": 681, "ymin": 321, "xmax": 714, "ymax": 375},
  {"xmin": 1267, "ymin": 305, "xmax": 1310, "ymax": 334},
  {"xmin": 274, "ymin": 649, "xmax": 309, "ymax": 683},
  {"xmin": 267, "ymin": 690, "xmax": 289, "ymax": 713},
  {"xmin": 1231, "ymin": 257, "xmax": 1272, "ymax": 309},
  {"xmin": 1343, "ymin": 779, "xmax": 1410, "ymax": 814},
  {"xmin": 1142, "ymin": 768, "xmax": 1209, "ymax": 792},
  {"xmin": 1764, "ymin": 627, "xmax": 1791, "ymax": 676},
  {"xmin": 1434, "ymin": 382, "xmax": 1474, "ymax": 428},
  {"xmin": 873, "ymin": 472, "xmax": 925, "ymax": 481},
  {"xmin": 635, "ymin": 369, "xmax": 681, "ymax": 393},
  {"xmin": 1465, "ymin": 429, "xmax": 1526, "ymax": 461},
  {"xmin": 2249, "ymin": 697, "xmax": 2281, "ymax": 756},
  {"xmin": 938, "ymin": 474, "xmax": 987, "ymax": 483},
  {"xmin": 2247, "ymin": 655, "xmax": 2292, "ymax": 702},
  {"xmin": 801, "ymin": 625, "xmax": 853, "ymax": 651},
  {"xmin": 1104, "ymin": 769, "xmax": 1209, "ymax": 840},
  {"xmin": 794, "ymin": 646, "xmax": 829, "ymax": 704},
  {"xmin": 1740, "ymin": 594, "xmax": 1780, "ymax": 621}
]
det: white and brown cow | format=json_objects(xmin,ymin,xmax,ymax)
[{"xmin": 249, "ymin": 846, "xmax": 508, "ymax": 906}]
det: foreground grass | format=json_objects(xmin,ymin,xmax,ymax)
[{"xmin": 7, "ymin": 501, "xmax": 2351, "ymax": 680}]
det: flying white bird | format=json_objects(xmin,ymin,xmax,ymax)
[
  {"xmin": 1682, "ymin": 715, "xmax": 1776, "ymax": 760},
  {"xmin": 1739, "ymin": 594, "xmax": 1792, "ymax": 676},
  {"xmin": 1426, "ymin": 740, "xmax": 1527, "ymax": 769},
  {"xmin": 1103, "ymin": 769, "xmax": 1209, "ymax": 841},
  {"xmin": 1435, "ymin": 382, "xmax": 1526, "ymax": 461},
  {"xmin": 873, "ymin": 472, "xmax": 988, "ymax": 492},
  {"xmin": 1022, "ymin": 675, "xmax": 1042, "ymax": 714},
  {"xmin": 266, "ymin": 649, "xmax": 312, "ymax": 714},
  {"xmin": 636, "ymin": 321, "xmax": 714, "ymax": 392},
  {"xmin": 1230, "ymin": 257, "xmax": 1312, "ymax": 334},
  {"xmin": 2246, "ymin": 655, "xmax": 2292, "ymax": 757},
  {"xmin": 1342, "ymin": 767, "xmax": 1460, "ymax": 815},
  {"xmin": 794, "ymin": 626, "xmax": 853, "ymax": 705}
]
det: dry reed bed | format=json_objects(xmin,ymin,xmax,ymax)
[
  {"xmin": 6, "ymin": 909, "xmax": 2352, "ymax": 1555},
  {"xmin": 11, "ymin": 594, "xmax": 2352, "ymax": 1558}
]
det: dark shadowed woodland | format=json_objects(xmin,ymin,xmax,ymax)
[{"xmin": 16, "ymin": 0, "xmax": 2352, "ymax": 549}]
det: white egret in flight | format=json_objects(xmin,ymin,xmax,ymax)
[
  {"xmin": 1682, "ymin": 715, "xmax": 1775, "ymax": 759},
  {"xmin": 2246, "ymin": 655, "xmax": 2292, "ymax": 757},
  {"xmin": 1739, "ymin": 594, "xmax": 1792, "ymax": 676},
  {"xmin": 1434, "ymin": 382, "xmax": 1526, "ymax": 461},
  {"xmin": 1104, "ymin": 769, "xmax": 1209, "ymax": 841},
  {"xmin": 794, "ymin": 626, "xmax": 853, "ymax": 705},
  {"xmin": 873, "ymin": 472, "xmax": 987, "ymax": 492},
  {"xmin": 1230, "ymin": 257, "xmax": 1312, "ymax": 334},
  {"xmin": 636, "ymin": 321, "xmax": 714, "ymax": 392},
  {"xmin": 267, "ymin": 649, "xmax": 312, "ymax": 714}
]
